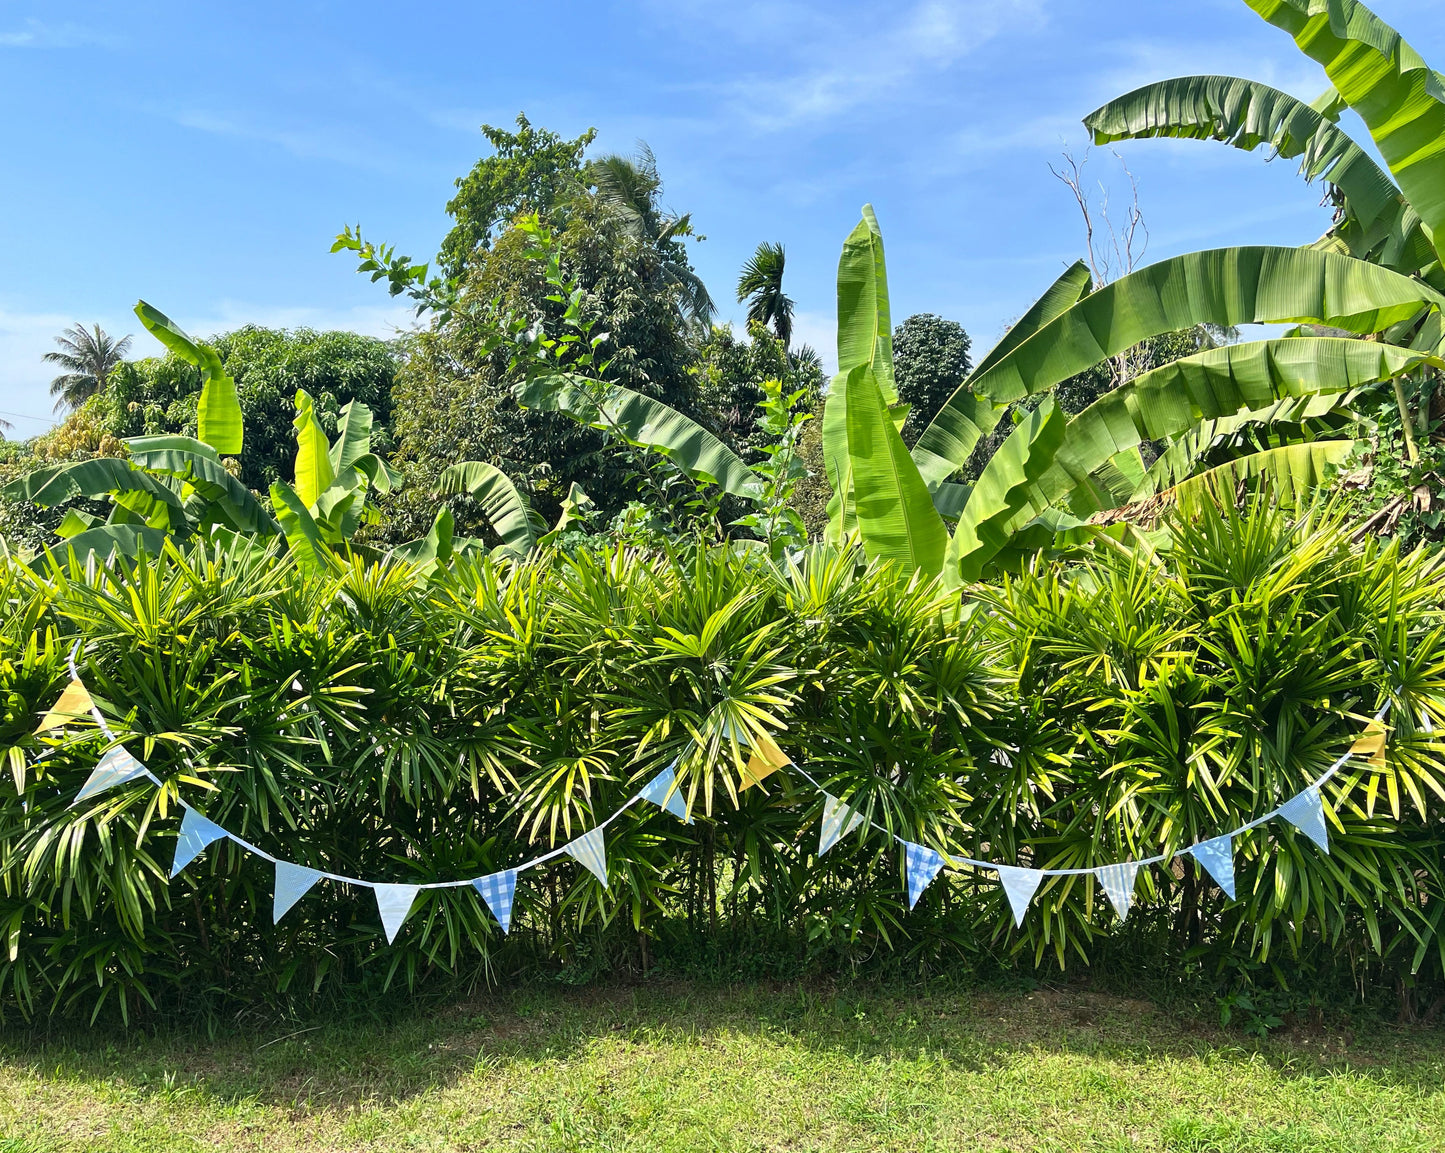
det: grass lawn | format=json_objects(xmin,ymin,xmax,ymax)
[{"xmin": 1, "ymin": 980, "xmax": 1443, "ymax": 1152}]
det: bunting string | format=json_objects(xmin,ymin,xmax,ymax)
[{"xmin": 52, "ymin": 641, "xmax": 1397, "ymax": 939}]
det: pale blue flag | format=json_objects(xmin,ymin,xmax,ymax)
[
  {"xmin": 273, "ymin": 862, "xmax": 324, "ymax": 924},
  {"xmin": 640, "ymin": 763, "xmax": 691, "ymax": 823},
  {"xmin": 473, "ymin": 869, "xmax": 518, "ymax": 934},
  {"xmin": 171, "ymin": 806, "xmax": 229, "ymax": 877},
  {"xmin": 818, "ymin": 794, "xmax": 865, "ymax": 856},
  {"xmin": 1189, "ymin": 834, "xmax": 1236, "ymax": 900},
  {"xmin": 74, "ymin": 746, "xmax": 149, "ymax": 804},
  {"xmin": 1095, "ymin": 861, "xmax": 1140, "ymax": 921},
  {"xmin": 994, "ymin": 865, "xmax": 1044, "ymax": 927},
  {"xmin": 1279, "ymin": 786, "xmax": 1329, "ymax": 853},
  {"xmin": 904, "ymin": 842, "xmax": 946, "ymax": 910},
  {"xmin": 566, "ymin": 827, "xmax": 609, "ymax": 888},
  {"xmin": 374, "ymin": 883, "xmax": 420, "ymax": 944}
]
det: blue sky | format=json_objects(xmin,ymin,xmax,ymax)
[{"xmin": 2, "ymin": 0, "xmax": 1442, "ymax": 437}]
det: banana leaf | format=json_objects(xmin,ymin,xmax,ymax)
[
  {"xmin": 270, "ymin": 483, "xmax": 329, "ymax": 574},
  {"xmin": 134, "ymin": 301, "xmax": 243, "ymax": 455},
  {"xmin": 1246, "ymin": 0, "xmax": 1445, "ymax": 266},
  {"xmin": 516, "ymin": 375, "xmax": 762, "ymax": 499},
  {"xmin": 438, "ymin": 461, "xmax": 540, "ymax": 557},
  {"xmin": 1171, "ymin": 439, "xmax": 1356, "ymax": 514},
  {"xmin": 3, "ymin": 458, "xmax": 189, "ymax": 532},
  {"xmin": 843, "ymin": 363, "xmax": 947, "ymax": 576},
  {"xmin": 39, "ymin": 524, "xmax": 168, "ymax": 565},
  {"xmin": 329, "ymin": 399, "xmax": 373, "ymax": 474},
  {"xmin": 125, "ymin": 435, "xmax": 279, "ymax": 536},
  {"xmin": 291, "ymin": 389, "xmax": 335, "ymax": 509},
  {"xmin": 392, "ymin": 507, "xmax": 455, "ymax": 574}
]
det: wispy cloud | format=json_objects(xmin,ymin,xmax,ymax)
[
  {"xmin": 0, "ymin": 19, "xmax": 120, "ymax": 49},
  {"xmin": 171, "ymin": 110, "xmax": 400, "ymax": 171}
]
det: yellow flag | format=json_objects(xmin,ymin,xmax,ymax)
[
  {"xmin": 36, "ymin": 679, "xmax": 95, "ymax": 733},
  {"xmin": 740, "ymin": 729, "xmax": 790, "ymax": 790},
  {"xmin": 1350, "ymin": 718, "xmax": 1388, "ymax": 768}
]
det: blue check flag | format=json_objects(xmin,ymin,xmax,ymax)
[
  {"xmin": 473, "ymin": 869, "xmax": 519, "ymax": 934},
  {"xmin": 171, "ymin": 807, "xmax": 229, "ymax": 877},
  {"xmin": 74, "ymin": 746, "xmax": 149, "ymax": 804},
  {"xmin": 566, "ymin": 827, "xmax": 609, "ymax": 889},
  {"xmin": 374, "ymin": 883, "xmax": 420, "ymax": 944},
  {"xmin": 1095, "ymin": 861, "xmax": 1141, "ymax": 921},
  {"xmin": 640, "ymin": 762, "xmax": 691, "ymax": 823},
  {"xmin": 904, "ymin": 842, "xmax": 946, "ymax": 909},
  {"xmin": 273, "ymin": 862, "xmax": 324, "ymax": 924},
  {"xmin": 994, "ymin": 865, "xmax": 1044, "ymax": 927},
  {"xmin": 1279, "ymin": 785, "xmax": 1329, "ymax": 853},
  {"xmin": 818, "ymin": 794, "xmax": 865, "ymax": 856},
  {"xmin": 1189, "ymin": 834, "xmax": 1237, "ymax": 900}
]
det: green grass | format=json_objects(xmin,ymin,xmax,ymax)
[{"xmin": 1, "ymin": 981, "xmax": 1443, "ymax": 1151}]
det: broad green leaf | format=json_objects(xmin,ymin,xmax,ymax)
[
  {"xmin": 438, "ymin": 461, "xmax": 539, "ymax": 557},
  {"xmin": 126, "ymin": 436, "xmax": 279, "ymax": 535},
  {"xmin": 967, "ymin": 247, "xmax": 1445, "ymax": 408},
  {"xmin": 39, "ymin": 524, "xmax": 167, "ymax": 564},
  {"xmin": 932, "ymin": 481, "xmax": 973, "ymax": 520},
  {"xmin": 270, "ymin": 482, "xmax": 330, "ymax": 574},
  {"xmin": 55, "ymin": 509, "xmax": 101, "ymax": 538},
  {"xmin": 313, "ymin": 480, "xmax": 366, "ymax": 543},
  {"xmin": 348, "ymin": 452, "xmax": 399, "ymax": 495},
  {"xmin": 842, "ymin": 364, "xmax": 947, "ymax": 576},
  {"xmin": 539, "ymin": 482, "xmax": 594, "ymax": 545},
  {"xmin": 515, "ymin": 375, "xmax": 762, "ymax": 499},
  {"xmin": 912, "ymin": 261, "xmax": 1088, "ymax": 489},
  {"xmin": 392, "ymin": 507, "xmax": 455, "ymax": 572},
  {"xmin": 291, "ymin": 389, "xmax": 336, "ymax": 509},
  {"xmin": 946, "ymin": 397, "xmax": 1066, "ymax": 586},
  {"xmin": 134, "ymin": 301, "xmax": 243, "ymax": 455},
  {"xmin": 3, "ymin": 458, "xmax": 188, "ymax": 531},
  {"xmin": 329, "ymin": 399, "xmax": 374, "ymax": 474},
  {"xmin": 1246, "ymin": 0, "xmax": 1445, "ymax": 265},
  {"xmin": 1172, "ymin": 439, "xmax": 1356, "ymax": 513}
]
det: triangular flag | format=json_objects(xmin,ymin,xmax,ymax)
[
  {"xmin": 904, "ymin": 841, "xmax": 946, "ymax": 909},
  {"xmin": 73, "ymin": 746, "xmax": 149, "ymax": 804},
  {"xmin": 1095, "ymin": 861, "xmax": 1140, "ymax": 921},
  {"xmin": 171, "ymin": 807, "xmax": 229, "ymax": 877},
  {"xmin": 273, "ymin": 862, "xmax": 324, "ymax": 924},
  {"xmin": 565, "ymin": 827, "xmax": 609, "ymax": 888},
  {"xmin": 473, "ymin": 869, "xmax": 519, "ymax": 934},
  {"xmin": 740, "ymin": 729, "xmax": 790, "ymax": 790},
  {"xmin": 994, "ymin": 865, "xmax": 1044, "ymax": 927},
  {"xmin": 640, "ymin": 763, "xmax": 691, "ymax": 823},
  {"xmin": 1279, "ymin": 785, "xmax": 1329, "ymax": 853},
  {"xmin": 818, "ymin": 794, "xmax": 865, "ymax": 856},
  {"xmin": 1189, "ymin": 834, "xmax": 1236, "ymax": 900},
  {"xmin": 36, "ymin": 679, "xmax": 94, "ymax": 732},
  {"xmin": 1349, "ymin": 718, "xmax": 1388, "ymax": 768},
  {"xmin": 374, "ymin": 883, "xmax": 420, "ymax": 944}
]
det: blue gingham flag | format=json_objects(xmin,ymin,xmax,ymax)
[
  {"xmin": 171, "ymin": 807, "xmax": 229, "ymax": 877},
  {"xmin": 74, "ymin": 746, "xmax": 149, "ymax": 804},
  {"xmin": 473, "ymin": 868, "xmax": 519, "ymax": 934},
  {"xmin": 1188, "ymin": 834, "xmax": 1237, "ymax": 900},
  {"xmin": 273, "ymin": 862, "xmax": 324, "ymax": 924},
  {"xmin": 1279, "ymin": 785, "xmax": 1329, "ymax": 853},
  {"xmin": 566, "ymin": 827, "xmax": 609, "ymax": 889},
  {"xmin": 818, "ymin": 794, "xmax": 865, "ymax": 856},
  {"xmin": 994, "ymin": 865, "xmax": 1044, "ymax": 927},
  {"xmin": 640, "ymin": 762, "xmax": 691, "ymax": 823},
  {"xmin": 1095, "ymin": 861, "xmax": 1140, "ymax": 921},
  {"xmin": 904, "ymin": 841, "xmax": 946, "ymax": 909},
  {"xmin": 374, "ymin": 883, "xmax": 420, "ymax": 944}
]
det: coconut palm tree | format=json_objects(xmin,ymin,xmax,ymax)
[
  {"xmin": 44, "ymin": 323, "xmax": 132, "ymax": 412},
  {"xmin": 737, "ymin": 242, "xmax": 793, "ymax": 348}
]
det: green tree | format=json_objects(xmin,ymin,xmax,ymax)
[
  {"xmin": 736, "ymin": 242, "xmax": 793, "ymax": 347},
  {"xmin": 44, "ymin": 324, "xmax": 132, "ymax": 413},
  {"xmin": 892, "ymin": 314, "xmax": 970, "ymax": 447}
]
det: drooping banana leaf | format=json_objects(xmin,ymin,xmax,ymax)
[
  {"xmin": 270, "ymin": 483, "xmax": 330, "ymax": 574},
  {"xmin": 312, "ymin": 481, "xmax": 366, "ymax": 543},
  {"xmin": 329, "ymin": 399, "xmax": 373, "ymax": 474},
  {"xmin": 392, "ymin": 507, "xmax": 455, "ymax": 573},
  {"xmin": 438, "ymin": 461, "xmax": 540, "ymax": 557},
  {"xmin": 134, "ymin": 301, "xmax": 244, "ymax": 455},
  {"xmin": 964, "ymin": 247, "xmax": 1445, "ymax": 411},
  {"xmin": 291, "ymin": 389, "xmax": 336, "ymax": 509},
  {"xmin": 3, "ymin": 458, "xmax": 190, "ymax": 532},
  {"xmin": 515, "ymin": 375, "xmax": 762, "ymax": 499},
  {"xmin": 945, "ymin": 397, "xmax": 1066, "ymax": 586},
  {"xmin": 125, "ymin": 435, "xmax": 279, "ymax": 535},
  {"xmin": 911, "ymin": 261, "xmax": 1090, "ymax": 490},
  {"xmin": 38, "ymin": 523, "xmax": 168, "ymax": 565},
  {"xmin": 842, "ymin": 363, "xmax": 948, "ymax": 576},
  {"xmin": 1246, "ymin": 0, "xmax": 1445, "ymax": 266},
  {"xmin": 931, "ymin": 481, "xmax": 973, "ymax": 521},
  {"xmin": 1170, "ymin": 439, "xmax": 1357, "ymax": 514}
]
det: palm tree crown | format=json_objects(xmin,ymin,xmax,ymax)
[
  {"xmin": 737, "ymin": 242, "xmax": 793, "ymax": 348},
  {"xmin": 44, "ymin": 323, "xmax": 132, "ymax": 412}
]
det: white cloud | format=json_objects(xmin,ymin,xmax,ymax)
[{"xmin": 170, "ymin": 110, "xmax": 402, "ymax": 172}]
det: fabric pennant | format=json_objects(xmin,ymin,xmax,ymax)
[
  {"xmin": 994, "ymin": 865, "xmax": 1044, "ymax": 927},
  {"xmin": 273, "ymin": 862, "xmax": 324, "ymax": 924},
  {"xmin": 36, "ymin": 679, "xmax": 95, "ymax": 733},
  {"xmin": 171, "ymin": 807, "xmax": 229, "ymax": 878},
  {"xmin": 1189, "ymin": 834, "xmax": 1237, "ymax": 901},
  {"xmin": 1279, "ymin": 785, "xmax": 1330, "ymax": 853},
  {"xmin": 73, "ymin": 746, "xmax": 149, "ymax": 804},
  {"xmin": 566, "ymin": 827, "xmax": 609, "ymax": 888},
  {"xmin": 374, "ymin": 883, "xmax": 421, "ymax": 944},
  {"xmin": 1095, "ymin": 861, "xmax": 1141, "ymax": 921},
  {"xmin": 1349, "ymin": 718, "xmax": 1388, "ymax": 768},
  {"xmin": 818, "ymin": 794, "xmax": 865, "ymax": 856},
  {"xmin": 740, "ymin": 729, "xmax": 790, "ymax": 791},
  {"xmin": 640, "ymin": 763, "xmax": 691, "ymax": 823},
  {"xmin": 904, "ymin": 841, "xmax": 946, "ymax": 910},
  {"xmin": 473, "ymin": 869, "xmax": 519, "ymax": 934}
]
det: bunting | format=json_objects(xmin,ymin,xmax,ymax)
[
  {"xmin": 1189, "ymin": 834, "xmax": 1236, "ymax": 901},
  {"xmin": 640, "ymin": 763, "xmax": 691, "ymax": 823},
  {"xmin": 35, "ymin": 679, "xmax": 94, "ymax": 733},
  {"xmin": 73, "ymin": 746, "xmax": 149, "ymax": 804},
  {"xmin": 273, "ymin": 862, "xmax": 324, "ymax": 924},
  {"xmin": 740, "ymin": 729, "xmax": 790, "ymax": 790},
  {"xmin": 374, "ymin": 884, "xmax": 420, "ymax": 944},
  {"xmin": 818, "ymin": 794, "xmax": 865, "ymax": 856},
  {"xmin": 1095, "ymin": 861, "xmax": 1140, "ymax": 921},
  {"xmin": 994, "ymin": 865, "xmax": 1045, "ymax": 927},
  {"xmin": 904, "ymin": 842, "xmax": 946, "ymax": 910},
  {"xmin": 1279, "ymin": 786, "xmax": 1330, "ymax": 853},
  {"xmin": 566, "ymin": 827, "xmax": 610, "ymax": 888},
  {"xmin": 473, "ymin": 869, "xmax": 519, "ymax": 934},
  {"xmin": 171, "ymin": 807, "xmax": 229, "ymax": 877}
]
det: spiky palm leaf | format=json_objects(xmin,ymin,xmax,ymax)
[{"xmin": 43, "ymin": 324, "xmax": 132, "ymax": 413}]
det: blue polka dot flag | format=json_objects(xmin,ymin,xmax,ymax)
[
  {"xmin": 473, "ymin": 869, "xmax": 519, "ymax": 934},
  {"xmin": 273, "ymin": 862, "xmax": 324, "ymax": 924},
  {"xmin": 1279, "ymin": 786, "xmax": 1329, "ymax": 853},
  {"xmin": 904, "ymin": 842, "xmax": 946, "ymax": 909},
  {"xmin": 1188, "ymin": 834, "xmax": 1236, "ymax": 900},
  {"xmin": 171, "ymin": 807, "xmax": 229, "ymax": 877}
]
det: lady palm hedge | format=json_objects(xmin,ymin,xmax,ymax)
[{"xmin": 1, "ymin": 501, "xmax": 1443, "ymax": 1023}]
